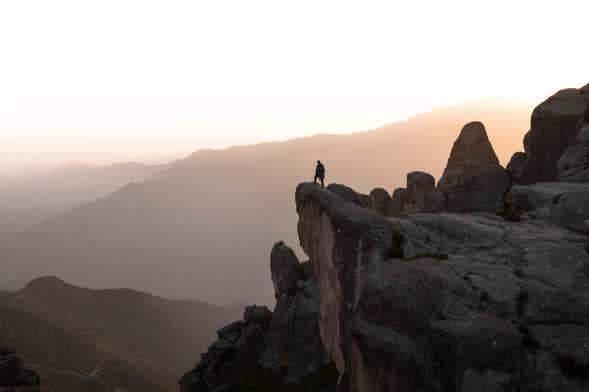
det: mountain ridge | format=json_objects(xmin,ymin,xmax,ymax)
[
  {"xmin": 0, "ymin": 99, "xmax": 533, "ymax": 305},
  {"xmin": 0, "ymin": 276, "xmax": 240, "ymax": 392}
]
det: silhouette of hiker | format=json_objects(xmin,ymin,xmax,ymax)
[{"xmin": 314, "ymin": 160, "xmax": 325, "ymax": 188}]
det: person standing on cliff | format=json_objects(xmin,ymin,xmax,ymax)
[{"xmin": 314, "ymin": 160, "xmax": 326, "ymax": 188}]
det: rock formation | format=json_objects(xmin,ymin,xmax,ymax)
[
  {"xmin": 180, "ymin": 243, "xmax": 337, "ymax": 392},
  {"xmin": 270, "ymin": 241, "xmax": 300, "ymax": 299},
  {"xmin": 368, "ymin": 188, "xmax": 392, "ymax": 216},
  {"xmin": 507, "ymin": 84, "xmax": 589, "ymax": 184},
  {"xmin": 403, "ymin": 171, "xmax": 447, "ymax": 214},
  {"xmin": 183, "ymin": 84, "xmax": 589, "ymax": 392},
  {"xmin": 389, "ymin": 187, "xmax": 406, "ymax": 217},
  {"xmin": 296, "ymin": 181, "xmax": 589, "ymax": 392},
  {"xmin": 437, "ymin": 121, "xmax": 508, "ymax": 212},
  {"xmin": 0, "ymin": 347, "xmax": 41, "ymax": 392},
  {"xmin": 505, "ymin": 182, "xmax": 589, "ymax": 232},
  {"xmin": 367, "ymin": 172, "xmax": 446, "ymax": 218}
]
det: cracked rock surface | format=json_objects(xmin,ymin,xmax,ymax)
[
  {"xmin": 180, "ymin": 243, "xmax": 337, "ymax": 392},
  {"xmin": 296, "ymin": 182, "xmax": 589, "ymax": 392}
]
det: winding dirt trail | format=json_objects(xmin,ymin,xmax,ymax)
[{"xmin": 90, "ymin": 344, "xmax": 108, "ymax": 377}]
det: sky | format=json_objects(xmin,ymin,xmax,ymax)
[{"xmin": 1, "ymin": 0, "xmax": 588, "ymax": 172}]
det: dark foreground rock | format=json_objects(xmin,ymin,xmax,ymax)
[
  {"xmin": 505, "ymin": 182, "xmax": 589, "ymax": 232},
  {"xmin": 0, "ymin": 347, "xmax": 41, "ymax": 392},
  {"xmin": 507, "ymin": 84, "xmax": 589, "ymax": 184},
  {"xmin": 180, "ymin": 243, "xmax": 337, "ymax": 392},
  {"xmin": 296, "ymin": 182, "xmax": 589, "ymax": 392}
]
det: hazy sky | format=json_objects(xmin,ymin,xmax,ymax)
[{"xmin": 1, "ymin": 0, "xmax": 588, "ymax": 171}]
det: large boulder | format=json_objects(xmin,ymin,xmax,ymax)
[
  {"xmin": 270, "ymin": 241, "xmax": 301, "ymax": 299},
  {"xmin": 295, "ymin": 182, "xmax": 589, "ymax": 392},
  {"xmin": 402, "ymin": 171, "xmax": 435, "ymax": 213},
  {"xmin": 389, "ymin": 187, "xmax": 406, "ymax": 218},
  {"xmin": 437, "ymin": 121, "xmax": 508, "ymax": 212},
  {"xmin": 384, "ymin": 173, "xmax": 446, "ymax": 218},
  {"xmin": 0, "ymin": 347, "xmax": 41, "ymax": 392},
  {"xmin": 180, "ymin": 244, "xmax": 337, "ymax": 392},
  {"xmin": 507, "ymin": 84, "xmax": 589, "ymax": 184},
  {"xmin": 505, "ymin": 182, "xmax": 589, "ymax": 232},
  {"xmin": 556, "ymin": 124, "xmax": 589, "ymax": 182},
  {"xmin": 368, "ymin": 188, "xmax": 392, "ymax": 215}
]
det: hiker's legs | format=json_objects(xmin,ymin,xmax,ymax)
[
  {"xmin": 321, "ymin": 177, "xmax": 324, "ymax": 188},
  {"xmin": 314, "ymin": 175, "xmax": 318, "ymax": 184}
]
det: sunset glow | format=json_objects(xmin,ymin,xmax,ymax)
[{"xmin": 1, "ymin": 0, "xmax": 588, "ymax": 170}]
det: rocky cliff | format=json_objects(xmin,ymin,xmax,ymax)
[
  {"xmin": 179, "ymin": 242, "xmax": 337, "ymax": 392},
  {"xmin": 182, "ymin": 84, "xmax": 589, "ymax": 392},
  {"xmin": 0, "ymin": 347, "xmax": 40, "ymax": 392}
]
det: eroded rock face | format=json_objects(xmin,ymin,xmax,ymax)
[
  {"xmin": 368, "ymin": 188, "xmax": 392, "ymax": 215},
  {"xmin": 180, "ymin": 244, "xmax": 337, "ymax": 392},
  {"xmin": 389, "ymin": 187, "xmax": 406, "ymax": 217},
  {"xmin": 505, "ymin": 182, "xmax": 589, "ymax": 232},
  {"xmin": 438, "ymin": 121, "xmax": 508, "ymax": 212},
  {"xmin": 270, "ymin": 241, "xmax": 301, "ymax": 299},
  {"xmin": 508, "ymin": 84, "xmax": 589, "ymax": 184},
  {"xmin": 402, "ymin": 171, "xmax": 435, "ymax": 214},
  {"xmin": 0, "ymin": 347, "xmax": 41, "ymax": 392},
  {"xmin": 295, "ymin": 182, "xmax": 589, "ymax": 392},
  {"xmin": 379, "ymin": 172, "xmax": 446, "ymax": 218}
]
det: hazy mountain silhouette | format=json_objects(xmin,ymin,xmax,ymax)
[
  {"xmin": 0, "ymin": 276, "xmax": 239, "ymax": 392},
  {"xmin": 0, "ymin": 100, "xmax": 533, "ymax": 304},
  {"xmin": 0, "ymin": 162, "xmax": 167, "ymax": 238}
]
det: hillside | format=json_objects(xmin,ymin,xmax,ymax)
[
  {"xmin": 0, "ymin": 162, "xmax": 166, "ymax": 238},
  {"xmin": 0, "ymin": 100, "xmax": 533, "ymax": 304},
  {"xmin": 0, "ymin": 276, "xmax": 239, "ymax": 392}
]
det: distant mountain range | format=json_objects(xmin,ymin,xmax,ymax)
[
  {"xmin": 0, "ymin": 276, "xmax": 239, "ymax": 392},
  {"xmin": 0, "ymin": 162, "xmax": 167, "ymax": 238},
  {"xmin": 0, "ymin": 100, "xmax": 533, "ymax": 304}
]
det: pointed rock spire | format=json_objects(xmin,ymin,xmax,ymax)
[{"xmin": 437, "ymin": 121, "xmax": 508, "ymax": 212}]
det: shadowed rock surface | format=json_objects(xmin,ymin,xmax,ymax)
[
  {"xmin": 180, "ymin": 243, "xmax": 337, "ymax": 392},
  {"xmin": 508, "ymin": 84, "xmax": 589, "ymax": 184},
  {"xmin": 0, "ymin": 347, "xmax": 40, "ymax": 392},
  {"xmin": 368, "ymin": 172, "xmax": 446, "ymax": 218},
  {"xmin": 270, "ymin": 242, "xmax": 301, "ymax": 299},
  {"xmin": 296, "ymin": 182, "xmax": 589, "ymax": 392},
  {"xmin": 505, "ymin": 182, "xmax": 589, "ymax": 232},
  {"xmin": 438, "ymin": 121, "xmax": 508, "ymax": 212},
  {"xmin": 403, "ymin": 171, "xmax": 435, "ymax": 212},
  {"xmin": 368, "ymin": 188, "xmax": 392, "ymax": 216}
]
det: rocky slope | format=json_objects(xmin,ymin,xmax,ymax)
[
  {"xmin": 1, "ymin": 277, "xmax": 239, "ymax": 392},
  {"xmin": 183, "ymin": 84, "xmax": 589, "ymax": 391},
  {"xmin": 0, "ymin": 347, "xmax": 40, "ymax": 392},
  {"xmin": 180, "ymin": 242, "xmax": 337, "ymax": 392}
]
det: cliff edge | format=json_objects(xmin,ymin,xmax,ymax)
[{"xmin": 182, "ymin": 84, "xmax": 589, "ymax": 392}]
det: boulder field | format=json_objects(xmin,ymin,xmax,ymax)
[{"xmin": 181, "ymin": 84, "xmax": 589, "ymax": 392}]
